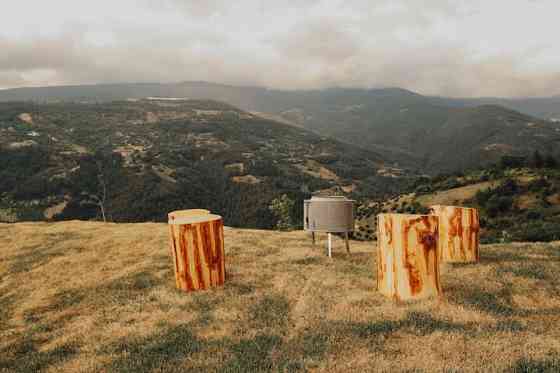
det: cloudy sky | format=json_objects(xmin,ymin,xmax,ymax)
[{"xmin": 0, "ymin": 0, "xmax": 558, "ymax": 97}]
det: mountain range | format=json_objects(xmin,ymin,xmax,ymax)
[{"xmin": 2, "ymin": 81, "xmax": 559, "ymax": 174}]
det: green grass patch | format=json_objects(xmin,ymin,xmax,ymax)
[
  {"xmin": 509, "ymin": 354, "xmax": 560, "ymax": 372},
  {"xmin": 450, "ymin": 284, "xmax": 516, "ymax": 317},
  {"xmin": 7, "ymin": 232, "xmax": 83, "ymax": 274},
  {"xmin": 493, "ymin": 319, "xmax": 526, "ymax": 333},
  {"xmin": 0, "ymin": 292, "xmax": 17, "ymax": 328},
  {"xmin": 23, "ymin": 288, "xmax": 84, "ymax": 325},
  {"xmin": 290, "ymin": 257, "xmax": 323, "ymax": 266},
  {"xmin": 224, "ymin": 334, "xmax": 283, "ymax": 372},
  {"xmin": 97, "ymin": 270, "xmax": 164, "ymax": 306},
  {"xmin": 226, "ymin": 280, "xmax": 255, "ymax": 295},
  {"xmin": 102, "ymin": 323, "xmax": 284, "ymax": 372},
  {"xmin": 497, "ymin": 263, "xmax": 548, "ymax": 281},
  {"xmin": 103, "ymin": 324, "xmax": 206, "ymax": 372},
  {"xmin": 248, "ymin": 294, "xmax": 290, "ymax": 330},
  {"xmin": 0, "ymin": 322, "xmax": 79, "ymax": 373}
]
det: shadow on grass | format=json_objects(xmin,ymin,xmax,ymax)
[
  {"xmin": 0, "ymin": 292, "xmax": 17, "ymax": 329},
  {"xmin": 0, "ymin": 338, "xmax": 79, "ymax": 373},
  {"xmin": 102, "ymin": 323, "xmax": 283, "ymax": 372},
  {"xmin": 330, "ymin": 252, "xmax": 373, "ymax": 277},
  {"xmin": 22, "ymin": 288, "xmax": 85, "ymax": 330},
  {"xmin": 21, "ymin": 270, "xmax": 166, "ymax": 331},
  {"xmin": 448, "ymin": 282, "xmax": 516, "ymax": 317},
  {"xmin": 290, "ymin": 257, "xmax": 323, "ymax": 266},
  {"xmin": 100, "ymin": 270, "xmax": 163, "ymax": 305},
  {"xmin": 103, "ymin": 324, "xmax": 208, "ymax": 372},
  {"xmin": 480, "ymin": 250, "xmax": 528, "ymax": 264},
  {"xmin": 97, "ymin": 309, "xmax": 476, "ymax": 372},
  {"xmin": 226, "ymin": 334, "xmax": 283, "ymax": 372},
  {"xmin": 8, "ymin": 232, "xmax": 83, "ymax": 274},
  {"xmin": 508, "ymin": 354, "xmax": 560, "ymax": 372},
  {"xmin": 496, "ymin": 262, "xmax": 549, "ymax": 281},
  {"xmin": 348, "ymin": 311, "xmax": 468, "ymax": 339},
  {"xmin": 248, "ymin": 294, "xmax": 290, "ymax": 329},
  {"xmin": 448, "ymin": 262, "xmax": 479, "ymax": 269},
  {"xmin": 226, "ymin": 279, "xmax": 255, "ymax": 295}
]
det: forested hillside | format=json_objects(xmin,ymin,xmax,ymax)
[
  {"xmin": 2, "ymin": 82, "xmax": 559, "ymax": 174},
  {"xmin": 0, "ymin": 99, "xmax": 403, "ymax": 227},
  {"xmin": 353, "ymin": 153, "xmax": 560, "ymax": 243}
]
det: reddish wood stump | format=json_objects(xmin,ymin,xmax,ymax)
[
  {"xmin": 376, "ymin": 214, "xmax": 442, "ymax": 301},
  {"xmin": 168, "ymin": 209, "xmax": 210, "ymax": 221},
  {"xmin": 430, "ymin": 205, "xmax": 480, "ymax": 263},
  {"xmin": 168, "ymin": 212, "xmax": 225, "ymax": 292}
]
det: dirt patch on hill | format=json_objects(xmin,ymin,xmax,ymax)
[{"xmin": 417, "ymin": 180, "xmax": 501, "ymax": 206}]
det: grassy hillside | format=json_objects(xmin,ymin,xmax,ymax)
[
  {"xmin": 1, "ymin": 222, "xmax": 559, "ymax": 372},
  {"xmin": 354, "ymin": 162, "xmax": 560, "ymax": 242}
]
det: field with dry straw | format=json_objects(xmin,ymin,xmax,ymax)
[{"xmin": 1, "ymin": 221, "xmax": 560, "ymax": 372}]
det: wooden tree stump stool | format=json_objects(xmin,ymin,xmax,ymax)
[
  {"xmin": 168, "ymin": 212, "xmax": 225, "ymax": 292},
  {"xmin": 168, "ymin": 209, "xmax": 210, "ymax": 221},
  {"xmin": 429, "ymin": 205, "xmax": 480, "ymax": 263},
  {"xmin": 376, "ymin": 214, "xmax": 442, "ymax": 301}
]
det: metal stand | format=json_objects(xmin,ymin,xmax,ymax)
[{"xmin": 310, "ymin": 231, "xmax": 350, "ymax": 258}]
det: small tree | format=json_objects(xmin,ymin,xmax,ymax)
[
  {"xmin": 268, "ymin": 194, "xmax": 295, "ymax": 231},
  {"xmin": 544, "ymin": 154, "xmax": 558, "ymax": 169},
  {"xmin": 533, "ymin": 150, "xmax": 544, "ymax": 169},
  {"xmin": 500, "ymin": 155, "xmax": 525, "ymax": 170},
  {"xmin": 73, "ymin": 151, "xmax": 123, "ymax": 222}
]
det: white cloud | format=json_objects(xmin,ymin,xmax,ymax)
[{"xmin": 0, "ymin": 0, "xmax": 559, "ymax": 96}]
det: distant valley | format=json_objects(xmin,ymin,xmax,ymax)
[
  {"xmin": 0, "ymin": 99, "xmax": 402, "ymax": 226},
  {"xmin": 2, "ymin": 81, "xmax": 559, "ymax": 174},
  {"xmin": 2, "ymin": 82, "xmax": 560, "ymax": 230}
]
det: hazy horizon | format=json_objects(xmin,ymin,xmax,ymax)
[{"xmin": 1, "ymin": 0, "xmax": 559, "ymax": 97}]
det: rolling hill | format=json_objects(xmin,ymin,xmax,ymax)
[
  {"xmin": 1, "ymin": 221, "xmax": 559, "ymax": 371},
  {"xmin": 353, "ymin": 165, "xmax": 560, "ymax": 243},
  {"xmin": 0, "ymin": 99, "xmax": 402, "ymax": 226},
  {"xmin": 432, "ymin": 95, "xmax": 560, "ymax": 123},
  {"xmin": 2, "ymin": 81, "xmax": 560, "ymax": 174}
]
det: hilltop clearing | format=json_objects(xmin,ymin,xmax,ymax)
[{"xmin": 1, "ymin": 222, "xmax": 559, "ymax": 371}]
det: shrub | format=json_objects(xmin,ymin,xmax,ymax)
[
  {"xmin": 475, "ymin": 188, "xmax": 492, "ymax": 206},
  {"xmin": 500, "ymin": 155, "xmax": 526, "ymax": 169},
  {"xmin": 512, "ymin": 221, "xmax": 560, "ymax": 242},
  {"xmin": 528, "ymin": 178, "xmax": 550, "ymax": 192},
  {"xmin": 486, "ymin": 195, "xmax": 513, "ymax": 217},
  {"xmin": 414, "ymin": 184, "xmax": 432, "ymax": 194},
  {"xmin": 496, "ymin": 178, "xmax": 519, "ymax": 196},
  {"xmin": 268, "ymin": 194, "xmax": 295, "ymax": 231},
  {"xmin": 526, "ymin": 209, "xmax": 543, "ymax": 220}
]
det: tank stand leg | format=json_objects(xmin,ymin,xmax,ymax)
[
  {"xmin": 345, "ymin": 232, "xmax": 350, "ymax": 253},
  {"xmin": 312, "ymin": 232, "xmax": 316, "ymax": 246},
  {"xmin": 327, "ymin": 233, "xmax": 332, "ymax": 258}
]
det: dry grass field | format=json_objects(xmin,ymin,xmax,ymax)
[{"xmin": 1, "ymin": 222, "xmax": 560, "ymax": 372}]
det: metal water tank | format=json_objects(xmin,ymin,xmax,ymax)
[{"xmin": 304, "ymin": 196, "xmax": 355, "ymax": 233}]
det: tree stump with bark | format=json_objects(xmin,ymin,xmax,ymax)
[
  {"xmin": 168, "ymin": 212, "xmax": 225, "ymax": 292},
  {"xmin": 376, "ymin": 214, "xmax": 442, "ymax": 301},
  {"xmin": 429, "ymin": 205, "xmax": 480, "ymax": 263}
]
